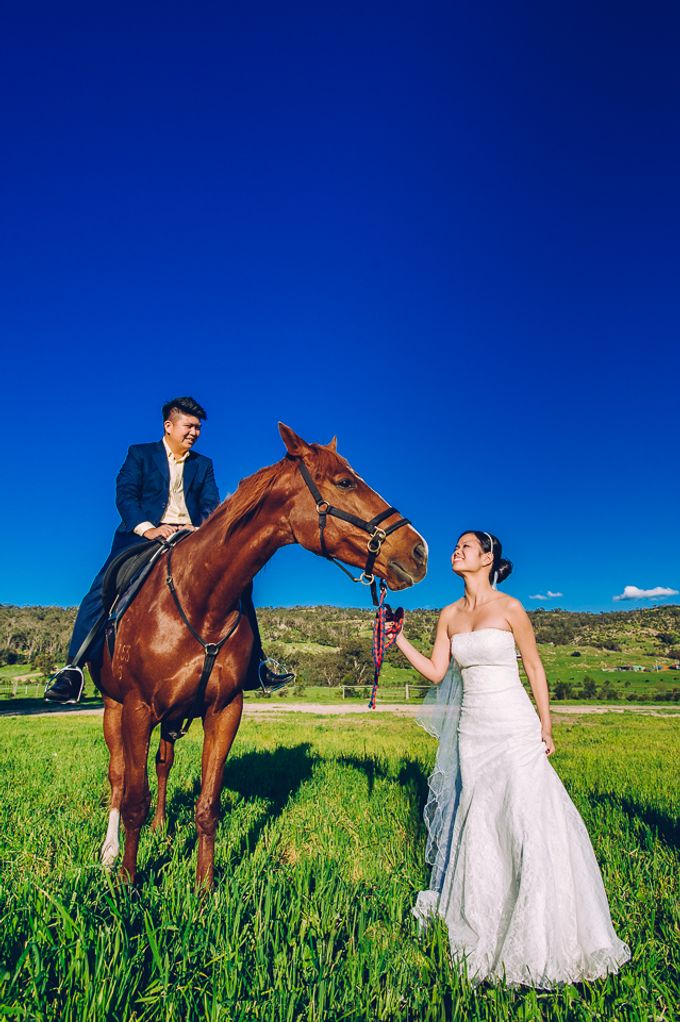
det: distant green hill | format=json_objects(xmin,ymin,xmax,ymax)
[{"xmin": 2, "ymin": 602, "xmax": 679, "ymax": 703}]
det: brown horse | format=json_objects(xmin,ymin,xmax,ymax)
[{"xmin": 94, "ymin": 423, "xmax": 427, "ymax": 888}]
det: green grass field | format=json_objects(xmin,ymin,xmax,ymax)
[{"xmin": 0, "ymin": 712, "xmax": 677, "ymax": 1021}]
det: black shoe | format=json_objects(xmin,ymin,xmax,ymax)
[
  {"xmin": 258, "ymin": 659, "xmax": 295, "ymax": 695},
  {"xmin": 44, "ymin": 666, "xmax": 85, "ymax": 704}
]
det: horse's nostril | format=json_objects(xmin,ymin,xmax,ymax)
[{"xmin": 413, "ymin": 542, "xmax": 427, "ymax": 565}]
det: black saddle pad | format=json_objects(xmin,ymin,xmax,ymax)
[{"xmin": 102, "ymin": 530, "xmax": 191, "ymax": 613}]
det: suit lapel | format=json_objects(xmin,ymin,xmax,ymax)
[
  {"xmin": 152, "ymin": 440, "xmax": 170, "ymax": 487},
  {"xmin": 183, "ymin": 452, "xmax": 199, "ymax": 494}
]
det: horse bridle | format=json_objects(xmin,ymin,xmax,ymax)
[{"xmin": 296, "ymin": 459, "xmax": 411, "ymax": 605}]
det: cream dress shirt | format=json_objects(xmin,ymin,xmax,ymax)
[{"xmin": 133, "ymin": 437, "xmax": 193, "ymax": 537}]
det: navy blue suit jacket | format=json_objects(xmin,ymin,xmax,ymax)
[{"xmin": 112, "ymin": 441, "xmax": 220, "ymax": 555}]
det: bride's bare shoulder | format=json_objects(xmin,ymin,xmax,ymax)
[
  {"xmin": 439, "ymin": 599, "xmax": 464, "ymax": 618},
  {"xmin": 500, "ymin": 594, "xmax": 532, "ymax": 622},
  {"xmin": 438, "ymin": 600, "xmax": 464, "ymax": 628}
]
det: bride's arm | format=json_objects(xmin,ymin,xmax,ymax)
[
  {"xmin": 507, "ymin": 600, "xmax": 555, "ymax": 755},
  {"xmin": 395, "ymin": 608, "xmax": 451, "ymax": 684}
]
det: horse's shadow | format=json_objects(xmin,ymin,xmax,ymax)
[
  {"xmin": 148, "ymin": 744, "xmax": 315, "ymax": 878},
  {"xmin": 332, "ymin": 753, "xmax": 430, "ymax": 817},
  {"xmin": 142, "ymin": 745, "xmax": 431, "ymax": 884},
  {"xmin": 588, "ymin": 791, "xmax": 678, "ymax": 850}
]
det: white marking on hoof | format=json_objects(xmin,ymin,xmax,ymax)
[{"xmin": 100, "ymin": 809, "xmax": 120, "ymax": 869}]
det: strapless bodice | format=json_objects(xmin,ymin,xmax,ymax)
[
  {"xmin": 451, "ymin": 628, "xmax": 523, "ymax": 701},
  {"xmin": 451, "ymin": 627, "xmax": 518, "ymax": 670}
]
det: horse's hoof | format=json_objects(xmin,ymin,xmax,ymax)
[
  {"xmin": 100, "ymin": 840, "xmax": 119, "ymax": 870},
  {"xmin": 117, "ymin": 867, "xmax": 140, "ymax": 891},
  {"xmin": 115, "ymin": 875, "xmax": 142, "ymax": 901}
]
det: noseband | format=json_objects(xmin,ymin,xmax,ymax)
[{"xmin": 296, "ymin": 459, "xmax": 411, "ymax": 605}]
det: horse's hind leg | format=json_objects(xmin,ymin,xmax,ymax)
[
  {"xmin": 195, "ymin": 693, "xmax": 243, "ymax": 890},
  {"xmin": 101, "ymin": 696, "xmax": 124, "ymax": 869},
  {"xmin": 120, "ymin": 699, "xmax": 154, "ymax": 884},
  {"xmin": 151, "ymin": 736, "xmax": 175, "ymax": 831}
]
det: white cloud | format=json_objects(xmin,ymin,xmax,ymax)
[
  {"xmin": 613, "ymin": 585, "xmax": 679, "ymax": 602},
  {"xmin": 530, "ymin": 591, "xmax": 563, "ymax": 600},
  {"xmin": 529, "ymin": 594, "xmax": 547, "ymax": 600},
  {"xmin": 546, "ymin": 591, "xmax": 563, "ymax": 598}
]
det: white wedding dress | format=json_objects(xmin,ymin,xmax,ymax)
[{"xmin": 414, "ymin": 628, "xmax": 630, "ymax": 987}]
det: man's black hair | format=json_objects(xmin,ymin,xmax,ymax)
[{"xmin": 162, "ymin": 396, "xmax": 208, "ymax": 422}]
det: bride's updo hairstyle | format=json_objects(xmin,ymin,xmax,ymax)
[{"xmin": 458, "ymin": 530, "xmax": 513, "ymax": 586}]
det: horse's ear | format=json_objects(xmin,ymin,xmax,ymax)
[
  {"xmin": 326, "ymin": 435, "xmax": 337, "ymax": 451},
  {"xmin": 278, "ymin": 422, "xmax": 311, "ymax": 457}
]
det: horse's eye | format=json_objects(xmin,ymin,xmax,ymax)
[{"xmin": 335, "ymin": 478, "xmax": 355, "ymax": 490}]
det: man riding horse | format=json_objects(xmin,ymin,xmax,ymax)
[{"xmin": 45, "ymin": 395, "xmax": 293, "ymax": 703}]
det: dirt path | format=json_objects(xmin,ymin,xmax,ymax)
[{"xmin": 1, "ymin": 701, "xmax": 678, "ymax": 719}]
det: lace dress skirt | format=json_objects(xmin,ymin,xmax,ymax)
[{"xmin": 414, "ymin": 628, "xmax": 630, "ymax": 988}]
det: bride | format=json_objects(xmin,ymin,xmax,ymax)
[{"xmin": 393, "ymin": 530, "xmax": 630, "ymax": 987}]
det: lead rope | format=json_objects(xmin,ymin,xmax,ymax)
[{"xmin": 368, "ymin": 582, "xmax": 403, "ymax": 709}]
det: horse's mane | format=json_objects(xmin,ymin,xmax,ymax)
[
  {"xmin": 217, "ymin": 457, "xmax": 289, "ymax": 538},
  {"xmin": 208, "ymin": 444, "xmax": 345, "ymax": 538}
]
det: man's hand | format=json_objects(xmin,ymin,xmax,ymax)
[{"xmin": 143, "ymin": 525, "xmax": 178, "ymax": 541}]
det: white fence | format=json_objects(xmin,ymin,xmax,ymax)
[
  {"xmin": 341, "ymin": 683, "xmax": 430, "ymax": 700},
  {"xmin": 0, "ymin": 674, "xmax": 43, "ymax": 698}
]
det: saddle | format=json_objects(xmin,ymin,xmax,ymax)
[
  {"xmin": 104, "ymin": 530, "xmax": 192, "ymax": 645},
  {"xmin": 70, "ymin": 531, "xmax": 192, "ymax": 669}
]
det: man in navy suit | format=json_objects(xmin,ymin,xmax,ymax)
[{"xmin": 45, "ymin": 396, "xmax": 292, "ymax": 703}]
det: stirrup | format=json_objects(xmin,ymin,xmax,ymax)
[
  {"xmin": 257, "ymin": 657, "xmax": 296, "ymax": 695},
  {"xmin": 44, "ymin": 665, "xmax": 85, "ymax": 704}
]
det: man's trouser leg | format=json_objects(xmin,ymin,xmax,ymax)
[
  {"xmin": 67, "ymin": 534, "xmax": 144, "ymax": 667},
  {"xmin": 240, "ymin": 582, "xmax": 295, "ymax": 692},
  {"xmin": 242, "ymin": 581, "xmax": 264, "ymax": 690},
  {"xmin": 67, "ymin": 563, "xmax": 109, "ymax": 666},
  {"xmin": 47, "ymin": 534, "xmax": 144, "ymax": 702},
  {"xmin": 45, "ymin": 561, "xmax": 109, "ymax": 702}
]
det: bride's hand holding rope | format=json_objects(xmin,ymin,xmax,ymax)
[{"xmin": 394, "ymin": 607, "xmax": 453, "ymax": 685}]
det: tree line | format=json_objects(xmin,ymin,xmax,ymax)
[{"xmin": 1, "ymin": 602, "xmax": 678, "ymax": 687}]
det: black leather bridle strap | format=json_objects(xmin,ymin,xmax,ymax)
[
  {"xmin": 297, "ymin": 462, "xmax": 408, "ymax": 535},
  {"xmin": 296, "ymin": 459, "xmax": 411, "ymax": 603}
]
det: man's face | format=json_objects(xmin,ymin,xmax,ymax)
[{"xmin": 164, "ymin": 413, "xmax": 202, "ymax": 455}]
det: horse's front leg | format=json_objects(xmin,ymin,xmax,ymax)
[
  {"xmin": 101, "ymin": 696, "xmax": 124, "ymax": 869},
  {"xmin": 151, "ymin": 736, "xmax": 175, "ymax": 831},
  {"xmin": 120, "ymin": 699, "xmax": 154, "ymax": 884},
  {"xmin": 195, "ymin": 692, "xmax": 243, "ymax": 890}
]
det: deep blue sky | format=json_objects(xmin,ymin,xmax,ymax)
[{"xmin": 1, "ymin": 5, "xmax": 678, "ymax": 613}]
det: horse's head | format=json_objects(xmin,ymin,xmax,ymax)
[{"xmin": 279, "ymin": 423, "xmax": 427, "ymax": 591}]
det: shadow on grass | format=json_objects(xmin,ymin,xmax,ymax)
[
  {"xmin": 0, "ymin": 695, "xmax": 103, "ymax": 716},
  {"xmin": 332, "ymin": 753, "xmax": 430, "ymax": 814},
  {"xmin": 139, "ymin": 745, "xmax": 432, "ymax": 885},
  {"xmin": 589, "ymin": 792, "xmax": 678, "ymax": 849},
  {"xmin": 221, "ymin": 743, "xmax": 316, "ymax": 811},
  {"xmin": 397, "ymin": 760, "xmax": 431, "ymax": 818},
  {"xmin": 154, "ymin": 744, "xmax": 316, "ymax": 880}
]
